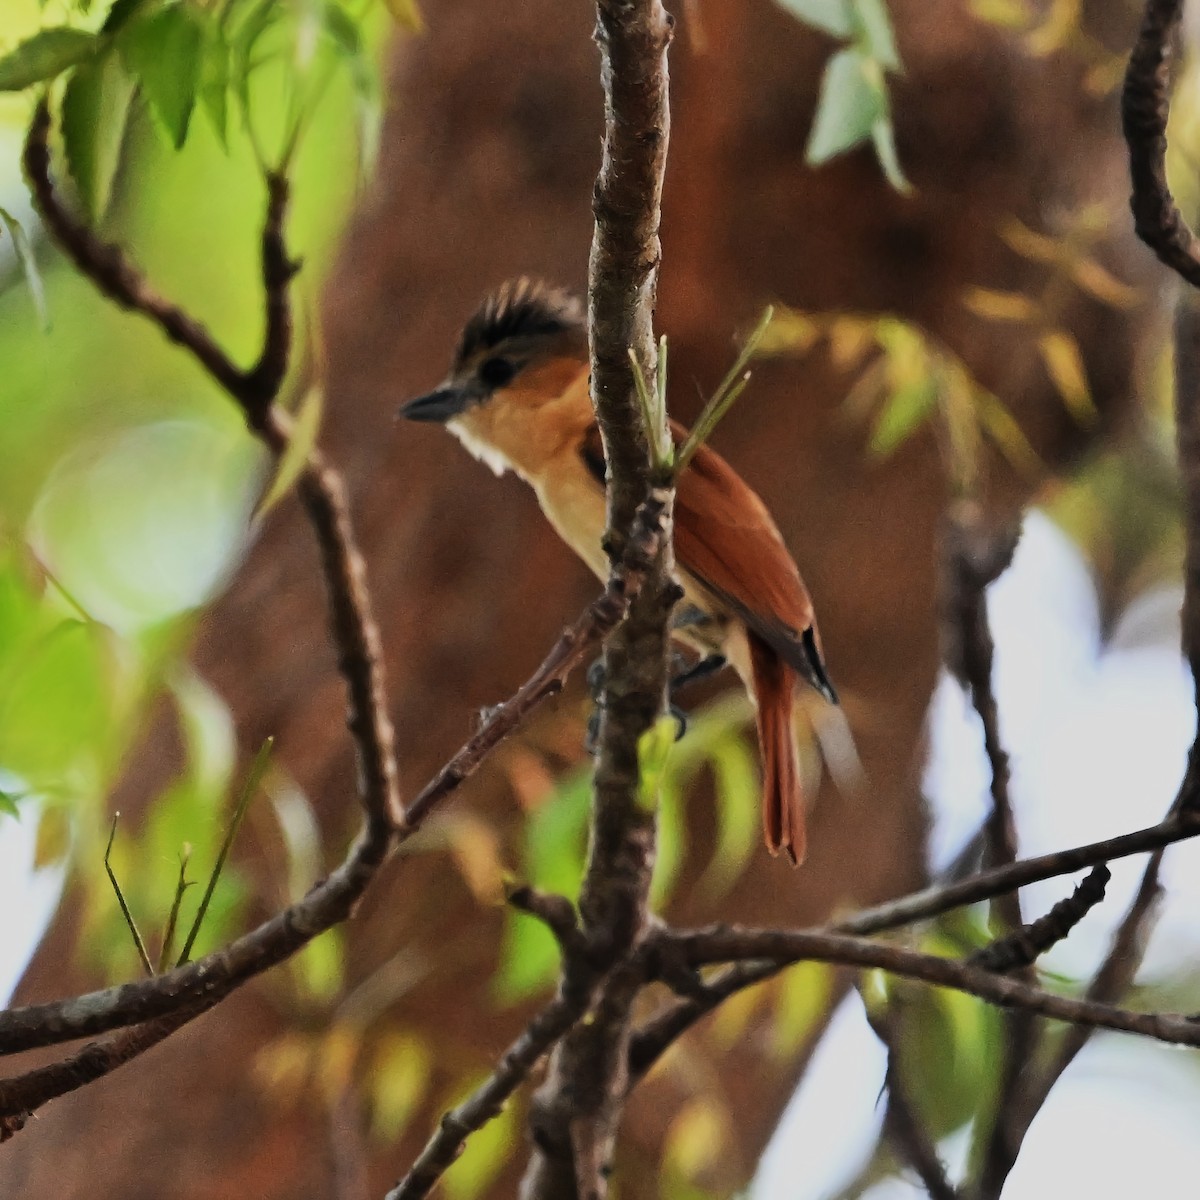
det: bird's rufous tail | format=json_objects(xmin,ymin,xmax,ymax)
[{"xmin": 748, "ymin": 633, "xmax": 805, "ymax": 865}]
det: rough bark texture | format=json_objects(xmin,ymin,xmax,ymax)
[{"xmin": 6, "ymin": 0, "xmax": 1155, "ymax": 1196}]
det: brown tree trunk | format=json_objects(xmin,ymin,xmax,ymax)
[{"xmin": 6, "ymin": 1, "xmax": 1153, "ymax": 1196}]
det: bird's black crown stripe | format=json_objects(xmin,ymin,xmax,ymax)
[{"xmin": 455, "ymin": 277, "xmax": 584, "ymax": 371}]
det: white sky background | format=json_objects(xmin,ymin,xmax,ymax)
[
  {"xmin": 756, "ymin": 512, "xmax": 1200, "ymax": 1199},
  {"xmin": 3, "ymin": 511, "xmax": 1200, "ymax": 1193}
]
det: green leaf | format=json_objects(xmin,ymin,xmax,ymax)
[
  {"xmin": 198, "ymin": 20, "xmax": 230, "ymax": 146},
  {"xmin": 62, "ymin": 54, "xmax": 137, "ymax": 221},
  {"xmin": 0, "ymin": 28, "xmax": 99, "ymax": 91},
  {"xmin": 851, "ymin": 0, "xmax": 900, "ymax": 69},
  {"xmin": 637, "ymin": 714, "xmax": 678, "ymax": 812},
  {"xmin": 770, "ymin": 962, "xmax": 832, "ymax": 1058},
  {"xmin": 870, "ymin": 114, "xmax": 910, "ymax": 193},
  {"xmin": 119, "ymin": 4, "xmax": 205, "ymax": 148},
  {"xmin": 0, "ymin": 791, "xmax": 22, "ymax": 819},
  {"xmin": 1038, "ymin": 329, "xmax": 1097, "ymax": 426},
  {"xmin": 870, "ymin": 378, "xmax": 937, "ymax": 456},
  {"xmin": 776, "ymin": 0, "xmax": 853, "ymax": 38},
  {"xmin": 493, "ymin": 765, "xmax": 591, "ymax": 1004},
  {"xmin": 257, "ymin": 385, "xmax": 322, "ymax": 516},
  {"xmin": 650, "ymin": 779, "xmax": 685, "ymax": 908},
  {"xmin": 322, "ymin": 1, "xmax": 364, "ymax": 56},
  {"xmin": 444, "ymin": 1085, "xmax": 517, "ymax": 1200},
  {"xmin": 696, "ymin": 733, "xmax": 760, "ymax": 900},
  {"xmin": 0, "ymin": 206, "xmax": 48, "ymax": 329},
  {"xmin": 493, "ymin": 906, "xmax": 561, "ymax": 1004},
  {"xmin": 889, "ymin": 983, "xmax": 1001, "ymax": 1138},
  {"xmin": 293, "ymin": 927, "xmax": 345, "ymax": 1001},
  {"xmin": 0, "ymin": 620, "xmax": 115, "ymax": 791},
  {"xmin": 806, "ymin": 48, "xmax": 884, "ymax": 166},
  {"xmin": 230, "ymin": 0, "xmax": 279, "ymax": 115},
  {"xmin": 321, "ymin": 2, "xmax": 381, "ymax": 176},
  {"xmin": 370, "ymin": 1031, "xmax": 433, "ymax": 1141}
]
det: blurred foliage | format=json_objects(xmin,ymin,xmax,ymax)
[
  {"xmin": 494, "ymin": 696, "xmax": 811, "ymax": 1006},
  {"xmin": 760, "ymin": 202, "xmax": 1141, "ymax": 499},
  {"xmin": 0, "ymin": 0, "xmax": 1193, "ymax": 1195},
  {"xmin": 0, "ymin": 0, "xmax": 411, "ymax": 980},
  {"xmin": 967, "ymin": 0, "xmax": 1127, "ymax": 96},
  {"xmin": 775, "ymin": 0, "xmax": 908, "ymax": 190}
]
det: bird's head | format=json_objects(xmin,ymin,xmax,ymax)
[{"xmin": 399, "ymin": 278, "xmax": 588, "ymax": 432}]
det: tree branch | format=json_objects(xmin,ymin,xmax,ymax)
[
  {"xmin": 968, "ymin": 865, "xmax": 1110, "ymax": 974},
  {"xmin": 664, "ymin": 925, "xmax": 1200, "ymax": 1048},
  {"xmin": 520, "ymin": 2, "xmax": 676, "ymax": 1194},
  {"xmin": 385, "ymin": 989, "xmax": 592, "ymax": 1200},
  {"xmin": 1122, "ymin": 0, "xmax": 1200, "ymax": 287}
]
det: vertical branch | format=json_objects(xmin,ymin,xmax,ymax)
[
  {"xmin": 941, "ymin": 503, "xmax": 1038, "ymax": 1200},
  {"xmin": 520, "ymin": 3, "xmax": 676, "ymax": 1197},
  {"xmin": 863, "ymin": 998, "xmax": 962, "ymax": 1200},
  {"xmin": 1174, "ymin": 294, "xmax": 1200, "ymax": 725}
]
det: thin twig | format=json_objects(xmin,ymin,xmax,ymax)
[
  {"xmin": 177, "ymin": 737, "xmax": 273, "ymax": 966},
  {"xmin": 405, "ymin": 492, "xmax": 671, "ymax": 830},
  {"xmin": 103, "ymin": 814, "xmax": 154, "ymax": 978},
  {"xmin": 941, "ymin": 502, "xmax": 1022, "ymax": 925},
  {"xmin": 836, "ymin": 808, "xmax": 1200, "ymax": 937},
  {"xmin": 969, "ymin": 865, "xmax": 1110, "ymax": 974},
  {"xmin": 157, "ymin": 846, "xmax": 193, "ymax": 974}
]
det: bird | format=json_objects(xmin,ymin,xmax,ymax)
[{"xmin": 398, "ymin": 278, "xmax": 836, "ymax": 865}]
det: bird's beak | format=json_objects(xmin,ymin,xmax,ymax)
[{"xmin": 397, "ymin": 386, "xmax": 472, "ymax": 423}]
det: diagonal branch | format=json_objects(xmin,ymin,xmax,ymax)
[
  {"xmin": 968, "ymin": 865, "xmax": 1110, "ymax": 974},
  {"xmin": 385, "ymin": 989, "xmax": 592, "ymax": 1200}
]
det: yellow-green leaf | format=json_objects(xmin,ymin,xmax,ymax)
[
  {"xmin": 665, "ymin": 1096, "xmax": 730, "ymax": 1181},
  {"xmin": 444, "ymin": 1081, "xmax": 518, "ymax": 1200},
  {"xmin": 870, "ymin": 378, "xmax": 938, "ymax": 456},
  {"xmin": 637, "ymin": 715, "xmax": 678, "ymax": 812},
  {"xmin": 998, "ymin": 217, "xmax": 1059, "ymax": 263},
  {"xmin": 770, "ymin": 962, "xmax": 833, "ymax": 1059},
  {"xmin": 974, "ymin": 389, "xmax": 1041, "ymax": 475},
  {"xmin": 258, "ymin": 385, "xmax": 323, "ymax": 516},
  {"xmin": 968, "ymin": 0, "xmax": 1034, "ymax": 29},
  {"xmin": 1070, "ymin": 258, "xmax": 1139, "ymax": 309},
  {"xmin": 383, "ymin": 0, "xmax": 423, "ymax": 31},
  {"xmin": 1038, "ymin": 330, "xmax": 1096, "ymax": 425},
  {"xmin": 827, "ymin": 316, "xmax": 877, "ymax": 371},
  {"xmin": 963, "ymin": 286, "xmax": 1037, "ymax": 323},
  {"xmin": 370, "ymin": 1031, "xmax": 433, "ymax": 1141},
  {"xmin": 34, "ymin": 803, "xmax": 72, "ymax": 868},
  {"xmin": 1025, "ymin": 0, "xmax": 1081, "ymax": 57}
]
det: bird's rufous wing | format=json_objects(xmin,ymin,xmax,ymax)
[{"xmin": 580, "ymin": 422, "xmax": 835, "ymax": 701}]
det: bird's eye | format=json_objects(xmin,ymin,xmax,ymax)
[{"xmin": 479, "ymin": 356, "xmax": 516, "ymax": 388}]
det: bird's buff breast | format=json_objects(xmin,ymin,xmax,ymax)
[{"xmin": 447, "ymin": 418, "xmax": 747, "ymax": 679}]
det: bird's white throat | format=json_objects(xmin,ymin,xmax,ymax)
[{"xmin": 447, "ymin": 418, "xmax": 513, "ymax": 479}]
